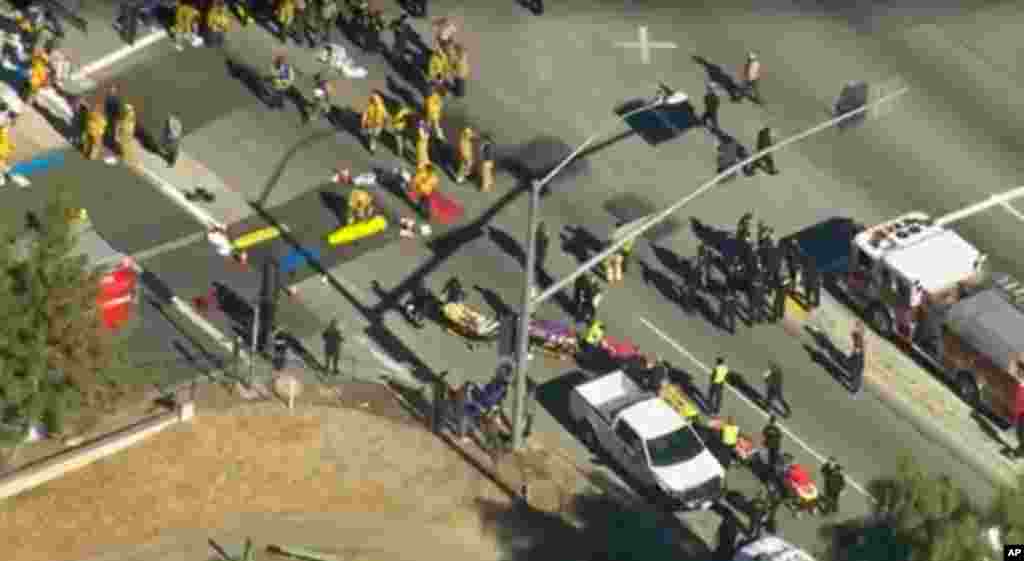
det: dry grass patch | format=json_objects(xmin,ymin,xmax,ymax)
[{"xmin": 0, "ymin": 404, "xmax": 512, "ymax": 561}]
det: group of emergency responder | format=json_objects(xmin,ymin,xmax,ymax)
[
  {"xmin": 697, "ymin": 212, "xmax": 821, "ymax": 334},
  {"xmin": 631, "ymin": 354, "xmax": 847, "ymax": 530}
]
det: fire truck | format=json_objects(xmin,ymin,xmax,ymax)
[
  {"xmin": 13, "ymin": 208, "xmax": 137, "ymax": 330},
  {"xmin": 786, "ymin": 187, "xmax": 1024, "ymax": 432}
]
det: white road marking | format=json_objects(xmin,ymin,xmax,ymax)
[
  {"xmin": 615, "ymin": 26, "xmax": 677, "ymax": 65},
  {"xmin": 129, "ymin": 231, "xmax": 207, "ymax": 262},
  {"xmin": 638, "ymin": 316, "xmax": 875, "ymax": 501},
  {"xmin": 72, "ymin": 30, "xmax": 167, "ymax": 80},
  {"xmin": 1000, "ymin": 201, "xmax": 1024, "ymax": 223},
  {"xmin": 136, "ymin": 164, "xmax": 225, "ymax": 231}
]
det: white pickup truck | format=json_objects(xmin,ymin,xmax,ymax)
[{"xmin": 569, "ymin": 370, "xmax": 725, "ymax": 510}]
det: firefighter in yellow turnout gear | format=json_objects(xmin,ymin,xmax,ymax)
[
  {"xmin": 25, "ymin": 49, "xmax": 49, "ymax": 104},
  {"xmin": 114, "ymin": 103, "xmax": 138, "ymax": 167},
  {"xmin": 424, "ymin": 87, "xmax": 445, "ymax": 141},
  {"xmin": 0, "ymin": 126, "xmax": 14, "ymax": 186},
  {"xmin": 415, "ymin": 121, "xmax": 431, "ymax": 169},
  {"xmin": 386, "ymin": 104, "xmax": 413, "ymax": 160},
  {"xmin": 173, "ymin": 1, "xmax": 201, "ymax": 47},
  {"xmin": 82, "ymin": 102, "xmax": 108, "ymax": 161},
  {"xmin": 274, "ymin": 0, "xmax": 296, "ymax": 42},
  {"xmin": 411, "ymin": 163, "xmax": 439, "ymax": 218},
  {"xmin": 455, "ymin": 127, "xmax": 475, "ymax": 184},
  {"xmin": 204, "ymin": 0, "xmax": 231, "ymax": 46},
  {"xmin": 347, "ymin": 189, "xmax": 375, "ymax": 224},
  {"xmin": 361, "ymin": 92, "xmax": 389, "ymax": 154}
]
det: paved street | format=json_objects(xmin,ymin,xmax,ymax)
[{"xmin": 15, "ymin": 0, "xmax": 1024, "ymax": 553}]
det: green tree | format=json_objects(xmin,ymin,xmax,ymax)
[
  {"xmin": 984, "ymin": 473, "xmax": 1024, "ymax": 555},
  {"xmin": 833, "ymin": 458, "xmax": 992, "ymax": 561},
  {"xmin": 0, "ymin": 191, "xmax": 121, "ymax": 437}
]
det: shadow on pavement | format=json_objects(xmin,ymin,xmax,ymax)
[
  {"xmin": 535, "ymin": 369, "xmax": 588, "ymax": 443},
  {"xmin": 560, "ymin": 224, "xmax": 604, "ymax": 265},
  {"xmin": 692, "ymin": 55, "xmax": 741, "ymax": 100},
  {"xmin": 476, "ymin": 485, "xmax": 713, "ymax": 561},
  {"xmin": 488, "ymin": 225, "xmax": 525, "ymax": 266},
  {"xmin": 474, "ymin": 284, "xmax": 514, "ymax": 318}
]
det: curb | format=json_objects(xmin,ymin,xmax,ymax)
[{"xmin": 787, "ymin": 293, "xmax": 1021, "ymax": 489}]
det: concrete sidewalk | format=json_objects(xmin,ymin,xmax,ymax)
[{"xmin": 783, "ymin": 290, "xmax": 1022, "ymax": 488}]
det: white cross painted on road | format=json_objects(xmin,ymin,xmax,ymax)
[{"xmin": 615, "ymin": 26, "xmax": 677, "ymax": 64}]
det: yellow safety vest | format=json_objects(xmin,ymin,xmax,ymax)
[
  {"xmin": 390, "ymin": 108, "xmax": 411, "ymax": 131},
  {"xmin": 722, "ymin": 423, "xmax": 739, "ymax": 446},
  {"xmin": 681, "ymin": 399, "xmax": 699, "ymax": 420},
  {"xmin": 621, "ymin": 238, "xmax": 635, "ymax": 256},
  {"xmin": 712, "ymin": 364, "xmax": 729, "ymax": 385},
  {"xmin": 584, "ymin": 323, "xmax": 604, "ymax": 345}
]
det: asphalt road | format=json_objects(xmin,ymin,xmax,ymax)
[{"xmin": 34, "ymin": 0, "xmax": 1024, "ymax": 553}]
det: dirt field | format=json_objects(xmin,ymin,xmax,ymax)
[{"xmin": 0, "ymin": 391, "xmax": 557, "ymax": 561}]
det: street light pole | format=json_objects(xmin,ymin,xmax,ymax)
[
  {"xmin": 510, "ymin": 89, "xmax": 690, "ymax": 450},
  {"xmin": 530, "ymin": 86, "xmax": 910, "ymax": 309}
]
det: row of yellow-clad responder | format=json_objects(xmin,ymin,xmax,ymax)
[
  {"xmin": 360, "ymin": 90, "xmax": 495, "ymax": 188},
  {"xmin": 426, "ymin": 43, "xmax": 470, "ymax": 97},
  {"xmin": 80, "ymin": 99, "xmax": 138, "ymax": 164},
  {"xmin": 173, "ymin": 0, "xmax": 231, "ymax": 42},
  {"xmin": 604, "ymin": 237, "xmax": 635, "ymax": 284}
]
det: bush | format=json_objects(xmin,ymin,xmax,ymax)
[{"xmin": 42, "ymin": 399, "xmax": 65, "ymax": 436}]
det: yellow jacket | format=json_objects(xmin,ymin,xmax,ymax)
[
  {"xmin": 458, "ymin": 130, "xmax": 474, "ymax": 161},
  {"xmin": 415, "ymin": 130, "xmax": 430, "ymax": 167},
  {"xmin": 86, "ymin": 110, "xmax": 108, "ymax": 138},
  {"xmin": 275, "ymin": 0, "xmax": 295, "ymax": 20},
  {"xmin": 0, "ymin": 127, "xmax": 13, "ymax": 160},
  {"xmin": 348, "ymin": 189, "xmax": 372, "ymax": 212},
  {"xmin": 425, "ymin": 93, "xmax": 442, "ymax": 121},
  {"xmin": 361, "ymin": 97, "xmax": 388, "ymax": 129},
  {"xmin": 451, "ymin": 46, "xmax": 469, "ymax": 79},
  {"xmin": 583, "ymin": 321, "xmax": 604, "ymax": 344},
  {"xmin": 659, "ymin": 384, "xmax": 699, "ymax": 420},
  {"xmin": 389, "ymin": 107, "xmax": 412, "ymax": 131},
  {"xmin": 116, "ymin": 107, "xmax": 136, "ymax": 141},
  {"xmin": 427, "ymin": 50, "xmax": 450, "ymax": 81},
  {"xmin": 29, "ymin": 59, "xmax": 49, "ymax": 90},
  {"xmin": 207, "ymin": 5, "xmax": 231, "ymax": 32},
  {"xmin": 175, "ymin": 4, "xmax": 200, "ymax": 29},
  {"xmin": 411, "ymin": 166, "xmax": 438, "ymax": 197}
]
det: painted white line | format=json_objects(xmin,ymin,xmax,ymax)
[
  {"xmin": 638, "ymin": 316, "xmax": 875, "ymax": 501},
  {"xmin": 136, "ymin": 164, "xmax": 225, "ymax": 231},
  {"xmin": 72, "ymin": 30, "xmax": 168, "ymax": 80},
  {"xmin": 129, "ymin": 231, "xmax": 207, "ymax": 262},
  {"xmin": 1000, "ymin": 201, "xmax": 1024, "ymax": 224}
]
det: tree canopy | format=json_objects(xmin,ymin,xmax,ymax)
[
  {"xmin": 833, "ymin": 458, "xmax": 1024, "ymax": 561},
  {"xmin": 0, "ymin": 191, "xmax": 122, "ymax": 437}
]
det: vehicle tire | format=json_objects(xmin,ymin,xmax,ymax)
[
  {"xmin": 956, "ymin": 371, "xmax": 979, "ymax": 408},
  {"xmin": 578, "ymin": 421, "xmax": 598, "ymax": 451},
  {"xmin": 868, "ymin": 304, "xmax": 893, "ymax": 339}
]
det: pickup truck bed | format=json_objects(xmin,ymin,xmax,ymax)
[
  {"xmin": 596, "ymin": 392, "xmax": 654, "ymax": 425},
  {"xmin": 575, "ymin": 371, "xmax": 654, "ymax": 424}
]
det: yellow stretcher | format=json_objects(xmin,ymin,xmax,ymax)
[
  {"xmin": 327, "ymin": 215, "xmax": 388, "ymax": 246},
  {"xmin": 232, "ymin": 226, "xmax": 282, "ymax": 250},
  {"xmin": 442, "ymin": 302, "xmax": 500, "ymax": 338}
]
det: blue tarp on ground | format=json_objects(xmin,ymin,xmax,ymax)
[{"xmin": 10, "ymin": 149, "xmax": 65, "ymax": 177}]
